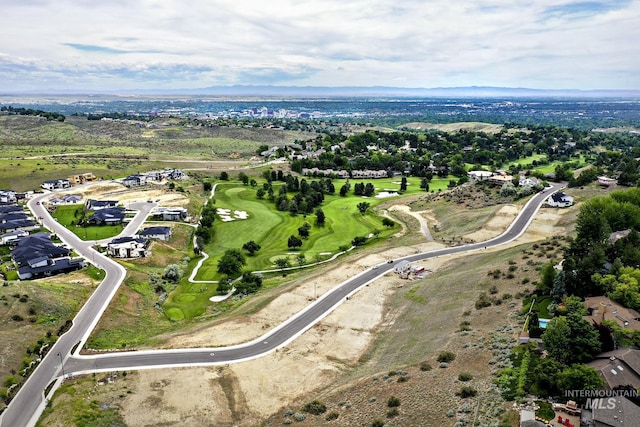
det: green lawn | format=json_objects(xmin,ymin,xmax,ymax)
[{"xmin": 51, "ymin": 205, "xmax": 124, "ymax": 241}]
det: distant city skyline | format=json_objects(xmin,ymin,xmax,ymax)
[{"xmin": 1, "ymin": 1, "xmax": 639, "ymax": 92}]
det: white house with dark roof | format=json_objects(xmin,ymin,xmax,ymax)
[
  {"xmin": 41, "ymin": 179, "xmax": 71, "ymax": 190},
  {"xmin": 546, "ymin": 192, "xmax": 574, "ymax": 208},
  {"xmin": 1, "ymin": 229, "xmax": 28, "ymax": 245},
  {"xmin": 107, "ymin": 237, "xmax": 150, "ymax": 258},
  {"xmin": 138, "ymin": 226, "xmax": 172, "ymax": 241}
]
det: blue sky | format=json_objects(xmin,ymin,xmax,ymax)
[{"xmin": 0, "ymin": 0, "xmax": 639, "ymax": 92}]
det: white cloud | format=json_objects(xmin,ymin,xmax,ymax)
[{"xmin": 0, "ymin": 0, "xmax": 638, "ymax": 91}]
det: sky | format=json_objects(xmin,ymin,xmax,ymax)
[{"xmin": 1, "ymin": 0, "xmax": 639, "ymax": 92}]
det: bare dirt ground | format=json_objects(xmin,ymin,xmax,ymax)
[
  {"xmin": 95, "ymin": 201, "xmax": 572, "ymax": 426},
  {"xmin": 48, "ymin": 181, "xmax": 190, "ymax": 208}
]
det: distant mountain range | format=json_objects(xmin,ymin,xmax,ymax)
[{"xmin": 4, "ymin": 85, "xmax": 640, "ymax": 98}]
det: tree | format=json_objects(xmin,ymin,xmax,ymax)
[
  {"xmin": 315, "ymin": 208, "xmax": 325, "ymax": 225},
  {"xmin": 274, "ymin": 257, "xmax": 290, "ymax": 269},
  {"xmin": 250, "ymin": 179, "xmax": 257, "ymax": 187},
  {"xmin": 288, "ymin": 235, "xmax": 302, "ymax": 249},
  {"xmin": 538, "ymin": 262, "xmax": 556, "ymax": 294},
  {"xmin": 382, "ymin": 218, "xmax": 395, "ymax": 227},
  {"xmin": 352, "ymin": 236, "xmax": 367, "ymax": 246},
  {"xmin": 400, "ymin": 176, "xmax": 407, "ymax": 192},
  {"xmin": 242, "ymin": 241, "xmax": 261, "ymax": 255},
  {"xmin": 420, "ymin": 177, "xmax": 430, "ymax": 192},
  {"xmin": 238, "ymin": 172, "xmax": 249, "ymax": 185},
  {"xmin": 298, "ymin": 226, "xmax": 310, "ymax": 238},
  {"xmin": 235, "ymin": 272, "xmax": 263, "ymax": 295},
  {"xmin": 163, "ymin": 264, "xmax": 183, "ymax": 283},
  {"xmin": 357, "ymin": 202, "xmax": 370, "ymax": 214},
  {"xmin": 203, "ymin": 181, "xmax": 212, "ymax": 193},
  {"xmin": 256, "ymin": 188, "xmax": 265, "ymax": 199},
  {"xmin": 220, "ymin": 171, "xmax": 229, "ymax": 181},
  {"xmin": 339, "ymin": 183, "xmax": 350, "ymax": 197},
  {"xmin": 217, "ymin": 249, "xmax": 246, "ymax": 277},
  {"xmin": 296, "ymin": 253, "xmax": 306, "ymax": 266},
  {"xmin": 543, "ymin": 313, "xmax": 601, "ymax": 365}
]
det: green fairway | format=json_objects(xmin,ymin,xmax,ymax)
[{"xmin": 162, "ymin": 180, "xmax": 400, "ymax": 320}]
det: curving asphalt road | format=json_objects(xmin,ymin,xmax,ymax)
[{"xmin": 1, "ymin": 182, "xmax": 564, "ymax": 427}]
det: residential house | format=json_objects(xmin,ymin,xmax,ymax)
[
  {"xmin": 598, "ymin": 176, "xmax": 617, "ymax": 186},
  {"xmin": 519, "ymin": 175, "xmax": 542, "ymax": 188},
  {"xmin": 68, "ymin": 172, "xmax": 97, "ymax": 185},
  {"xmin": 546, "ymin": 192, "xmax": 574, "ymax": 208},
  {"xmin": 302, "ymin": 168, "xmax": 350, "ymax": 179},
  {"xmin": 0, "ymin": 229, "xmax": 28, "ymax": 245},
  {"xmin": 48, "ymin": 194, "xmax": 83, "ymax": 205},
  {"xmin": 588, "ymin": 349, "xmax": 640, "ymax": 389},
  {"xmin": 608, "ymin": 229, "xmax": 632, "ymax": 245},
  {"xmin": 0, "ymin": 205, "xmax": 22, "ymax": 214},
  {"xmin": 150, "ymin": 207, "xmax": 188, "ymax": 221},
  {"xmin": 85, "ymin": 199, "xmax": 119, "ymax": 210},
  {"xmin": 17, "ymin": 258, "xmax": 85, "ymax": 280},
  {"xmin": 351, "ymin": 169, "xmax": 388, "ymax": 179},
  {"xmin": 122, "ymin": 174, "xmax": 147, "ymax": 187},
  {"xmin": 589, "ymin": 396, "xmax": 640, "ymax": 427},
  {"xmin": 11, "ymin": 233, "xmax": 69, "ymax": 267},
  {"xmin": 86, "ymin": 207, "xmax": 125, "ymax": 225},
  {"xmin": 468, "ymin": 170, "xmax": 493, "ymax": 182},
  {"xmin": 107, "ymin": 237, "xmax": 150, "ymax": 258},
  {"xmin": 41, "ymin": 179, "xmax": 71, "ymax": 190},
  {"xmin": 138, "ymin": 226, "xmax": 172, "ymax": 241},
  {"xmin": 0, "ymin": 212, "xmax": 28, "ymax": 222},
  {"xmin": 585, "ymin": 296, "xmax": 640, "ymax": 330},
  {"xmin": 0, "ymin": 212, "xmax": 32, "ymax": 233},
  {"xmin": 0, "ymin": 190, "xmax": 17, "ymax": 204},
  {"xmin": 394, "ymin": 260, "xmax": 411, "ymax": 274},
  {"xmin": 487, "ymin": 173, "xmax": 514, "ymax": 186}
]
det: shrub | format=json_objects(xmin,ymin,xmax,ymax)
[
  {"xmin": 459, "ymin": 321, "xmax": 471, "ymax": 332},
  {"xmin": 456, "ymin": 386, "xmax": 477, "ymax": 398},
  {"xmin": 397, "ymin": 375, "xmax": 408, "ymax": 383},
  {"xmin": 303, "ymin": 400, "xmax": 327, "ymax": 415},
  {"xmin": 440, "ymin": 362, "xmax": 449, "ymax": 368},
  {"xmin": 387, "ymin": 408, "xmax": 399, "ymax": 418},
  {"xmin": 489, "ymin": 285, "xmax": 498, "ymax": 294},
  {"xmin": 475, "ymin": 292, "xmax": 492, "ymax": 309},
  {"xmin": 437, "ymin": 351, "xmax": 456, "ymax": 363},
  {"xmin": 293, "ymin": 412, "xmax": 306, "ymax": 421},
  {"xmin": 387, "ymin": 396, "xmax": 401, "ymax": 407},
  {"xmin": 420, "ymin": 362, "xmax": 432, "ymax": 371},
  {"xmin": 372, "ymin": 420, "xmax": 385, "ymax": 427},
  {"xmin": 446, "ymin": 409, "xmax": 456, "ymax": 417},
  {"xmin": 458, "ymin": 372, "xmax": 473, "ymax": 381},
  {"xmin": 325, "ymin": 412, "xmax": 339, "ymax": 421}
]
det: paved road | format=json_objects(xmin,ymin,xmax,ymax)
[
  {"xmin": 0, "ymin": 190, "xmax": 155, "ymax": 427},
  {"xmin": 1, "ymin": 182, "xmax": 563, "ymax": 427}
]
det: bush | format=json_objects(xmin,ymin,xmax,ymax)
[
  {"xmin": 372, "ymin": 420, "xmax": 385, "ymax": 427},
  {"xmin": 458, "ymin": 372, "xmax": 473, "ymax": 381},
  {"xmin": 456, "ymin": 386, "xmax": 477, "ymax": 398},
  {"xmin": 437, "ymin": 351, "xmax": 456, "ymax": 363},
  {"xmin": 420, "ymin": 362, "xmax": 432, "ymax": 371},
  {"xmin": 475, "ymin": 292, "xmax": 492, "ymax": 309},
  {"xmin": 293, "ymin": 412, "xmax": 306, "ymax": 421},
  {"xmin": 325, "ymin": 412, "xmax": 339, "ymax": 421},
  {"xmin": 387, "ymin": 408, "xmax": 399, "ymax": 418},
  {"xmin": 303, "ymin": 400, "xmax": 327, "ymax": 415},
  {"xmin": 489, "ymin": 285, "xmax": 498, "ymax": 294},
  {"xmin": 387, "ymin": 396, "xmax": 401, "ymax": 407}
]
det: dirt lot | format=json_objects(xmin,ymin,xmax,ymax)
[{"xmin": 48, "ymin": 181, "xmax": 190, "ymax": 208}]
